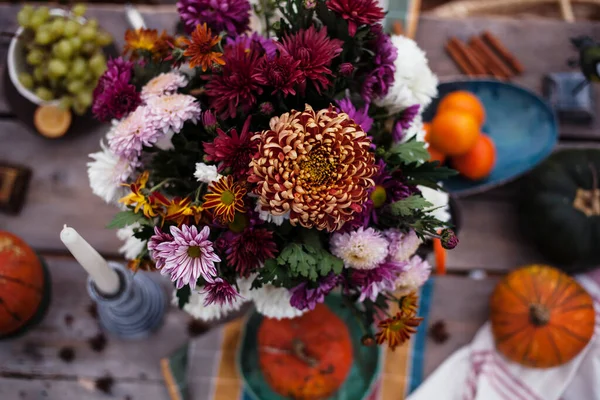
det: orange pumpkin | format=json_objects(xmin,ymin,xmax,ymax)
[
  {"xmin": 258, "ymin": 304, "xmax": 353, "ymax": 400},
  {"xmin": 490, "ymin": 265, "xmax": 595, "ymax": 368},
  {"xmin": 0, "ymin": 231, "xmax": 44, "ymax": 336}
]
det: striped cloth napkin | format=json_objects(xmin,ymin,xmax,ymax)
[
  {"xmin": 407, "ymin": 272, "xmax": 600, "ymax": 400},
  {"xmin": 161, "ymin": 279, "xmax": 436, "ymax": 400}
]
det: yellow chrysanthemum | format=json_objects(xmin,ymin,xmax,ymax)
[{"xmin": 203, "ymin": 176, "xmax": 246, "ymax": 223}]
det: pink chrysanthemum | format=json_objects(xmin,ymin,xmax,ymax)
[
  {"xmin": 149, "ymin": 225, "xmax": 221, "ymax": 289},
  {"xmin": 225, "ymin": 228, "xmax": 278, "ymax": 277},
  {"xmin": 201, "ymin": 278, "xmax": 243, "ymax": 306},
  {"xmin": 254, "ymin": 54, "xmax": 303, "ymax": 97},
  {"xmin": 384, "ymin": 229, "xmax": 422, "ymax": 263},
  {"xmin": 108, "ymin": 106, "xmax": 160, "ymax": 160},
  {"xmin": 330, "ymin": 227, "xmax": 389, "ymax": 270},
  {"xmin": 177, "ymin": 0, "xmax": 251, "ymax": 37},
  {"xmin": 205, "ymin": 42, "xmax": 263, "ymax": 119},
  {"xmin": 147, "ymin": 226, "xmax": 174, "ymax": 270},
  {"xmin": 395, "ymin": 255, "xmax": 431, "ymax": 295},
  {"xmin": 352, "ymin": 260, "xmax": 405, "ymax": 301},
  {"xmin": 147, "ymin": 94, "xmax": 201, "ymax": 134},
  {"xmin": 203, "ymin": 117, "xmax": 257, "ymax": 180},
  {"xmin": 326, "ymin": 0, "xmax": 385, "ymax": 37},
  {"xmin": 141, "ymin": 72, "xmax": 188, "ymax": 101},
  {"xmin": 278, "ymin": 26, "xmax": 343, "ymax": 94}
]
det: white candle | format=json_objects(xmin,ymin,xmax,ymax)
[{"xmin": 60, "ymin": 225, "xmax": 120, "ymax": 295}]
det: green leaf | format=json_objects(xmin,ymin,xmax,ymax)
[
  {"xmin": 254, "ymin": 258, "xmax": 293, "ymax": 288},
  {"xmin": 106, "ymin": 211, "xmax": 149, "ymax": 229},
  {"xmin": 388, "ymin": 195, "xmax": 433, "ymax": 217},
  {"xmin": 176, "ymin": 286, "xmax": 191, "ymax": 309},
  {"xmin": 316, "ymin": 249, "xmax": 344, "ymax": 276},
  {"xmin": 278, "ymin": 243, "xmax": 319, "ymax": 280},
  {"xmin": 386, "ymin": 140, "xmax": 429, "ymax": 165},
  {"xmin": 402, "ymin": 161, "xmax": 458, "ymax": 184}
]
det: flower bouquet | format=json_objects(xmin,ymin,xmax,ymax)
[{"xmin": 87, "ymin": 0, "xmax": 458, "ymax": 353}]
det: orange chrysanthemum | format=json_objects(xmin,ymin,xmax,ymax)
[
  {"xmin": 127, "ymin": 258, "xmax": 155, "ymax": 273},
  {"xmin": 124, "ymin": 28, "xmax": 173, "ymax": 60},
  {"xmin": 203, "ymin": 176, "xmax": 246, "ymax": 223},
  {"xmin": 119, "ymin": 171, "xmax": 168, "ymax": 218},
  {"xmin": 249, "ymin": 104, "xmax": 377, "ymax": 232},
  {"xmin": 398, "ymin": 292, "xmax": 419, "ymax": 316},
  {"xmin": 163, "ymin": 197, "xmax": 204, "ymax": 226},
  {"xmin": 181, "ymin": 23, "xmax": 225, "ymax": 71},
  {"xmin": 376, "ymin": 312, "xmax": 423, "ymax": 351}
]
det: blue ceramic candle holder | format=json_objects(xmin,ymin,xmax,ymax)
[{"xmin": 87, "ymin": 262, "xmax": 166, "ymax": 339}]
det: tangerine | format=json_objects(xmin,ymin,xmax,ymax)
[
  {"xmin": 423, "ymin": 122, "xmax": 432, "ymax": 142},
  {"xmin": 429, "ymin": 111, "xmax": 480, "ymax": 156},
  {"xmin": 438, "ymin": 91, "xmax": 486, "ymax": 127},
  {"xmin": 452, "ymin": 134, "xmax": 496, "ymax": 180},
  {"xmin": 34, "ymin": 105, "xmax": 72, "ymax": 138},
  {"xmin": 427, "ymin": 146, "xmax": 446, "ymax": 164}
]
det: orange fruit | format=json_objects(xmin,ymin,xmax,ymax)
[
  {"xmin": 429, "ymin": 111, "xmax": 480, "ymax": 156},
  {"xmin": 452, "ymin": 134, "xmax": 496, "ymax": 180},
  {"xmin": 438, "ymin": 91, "xmax": 486, "ymax": 127},
  {"xmin": 423, "ymin": 122, "xmax": 432, "ymax": 142},
  {"xmin": 427, "ymin": 146, "xmax": 446, "ymax": 164},
  {"xmin": 34, "ymin": 105, "xmax": 72, "ymax": 138}
]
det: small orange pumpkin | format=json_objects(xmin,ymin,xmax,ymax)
[
  {"xmin": 258, "ymin": 304, "xmax": 353, "ymax": 400},
  {"xmin": 0, "ymin": 231, "xmax": 44, "ymax": 336},
  {"xmin": 490, "ymin": 265, "xmax": 595, "ymax": 368}
]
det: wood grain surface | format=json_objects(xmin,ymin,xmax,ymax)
[{"xmin": 0, "ymin": 4, "xmax": 599, "ymax": 399}]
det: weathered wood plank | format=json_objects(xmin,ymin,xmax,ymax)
[
  {"xmin": 0, "ymin": 376, "xmax": 169, "ymax": 400},
  {"xmin": 0, "ymin": 257, "xmax": 191, "ymax": 382},
  {"xmin": 417, "ymin": 15, "xmax": 600, "ymax": 140},
  {"xmin": 423, "ymin": 275, "xmax": 497, "ymax": 378},
  {"xmin": 0, "ymin": 120, "xmax": 122, "ymax": 255}
]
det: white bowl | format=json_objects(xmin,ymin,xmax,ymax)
[{"xmin": 7, "ymin": 9, "xmax": 84, "ymax": 106}]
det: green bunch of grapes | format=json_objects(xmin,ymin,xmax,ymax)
[{"xmin": 16, "ymin": 4, "xmax": 113, "ymax": 115}]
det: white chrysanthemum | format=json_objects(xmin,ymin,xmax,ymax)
[
  {"xmin": 238, "ymin": 275, "xmax": 305, "ymax": 319},
  {"xmin": 375, "ymin": 35, "xmax": 438, "ymax": 114},
  {"xmin": 419, "ymin": 185, "xmax": 451, "ymax": 225},
  {"xmin": 255, "ymin": 204, "xmax": 289, "ymax": 226},
  {"xmin": 87, "ymin": 141, "xmax": 133, "ymax": 204},
  {"xmin": 194, "ymin": 162, "xmax": 221, "ymax": 183},
  {"xmin": 330, "ymin": 227, "xmax": 389, "ymax": 270},
  {"xmin": 147, "ymin": 94, "xmax": 201, "ymax": 134},
  {"xmin": 173, "ymin": 289, "xmax": 246, "ymax": 321},
  {"xmin": 116, "ymin": 223, "xmax": 146, "ymax": 260},
  {"xmin": 400, "ymin": 115, "xmax": 427, "ymax": 144},
  {"xmin": 395, "ymin": 255, "xmax": 432, "ymax": 296},
  {"xmin": 141, "ymin": 72, "xmax": 188, "ymax": 101},
  {"xmin": 384, "ymin": 229, "xmax": 422, "ymax": 263}
]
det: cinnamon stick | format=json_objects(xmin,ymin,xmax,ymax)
[
  {"xmin": 445, "ymin": 40, "xmax": 477, "ymax": 76},
  {"xmin": 481, "ymin": 31, "xmax": 525, "ymax": 74},
  {"xmin": 450, "ymin": 38, "xmax": 487, "ymax": 76},
  {"xmin": 469, "ymin": 37, "xmax": 513, "ymax": 79},
  {"xmin": 393, "ymin": 21, "xmax": 404, "ymax": 36},
  {"xmin": 467, "ymin": 43, "xmax": 504, "ymax": 79}
]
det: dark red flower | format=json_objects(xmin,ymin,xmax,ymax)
[
  {"xmin": 205, "ymin": 42, "xmax": 263, "ymax": 119},
  {"xmin": 254, "ymin": 54, "xmax": 303, "ymax": 96},
  {"xmin": 225, "ymin": 228, "xmax": 278, "ymax": 277},
  {"xmin": 327, "ymin": 0, "xmax": 385, "ymax": 37},
  {"xmin": 203, "ymin": 117, "xmax": 257, "ymax": 180},
  {"xmin": 278, "ymin": 26, "xmax": 343, "ymax": 94},
  {"xmin": 92, "ymin": 80, "xmax": 141, "ymax": 122},
  {"xmin": 202, "ymin": 278, "xmax": 242, "ymax": 306}
]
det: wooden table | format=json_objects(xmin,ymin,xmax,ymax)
[{"xmin": 0, "ymin": 5, "xmax": 598, "ymax": 399}]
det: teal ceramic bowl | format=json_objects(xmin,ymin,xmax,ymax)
[
  {"xmin": 237, "ymin": 295, "xmax": 382, "ymax": 400},
  {"xmin": 423, "ymin": 79, "xmax": 559, "ymax": 196}
]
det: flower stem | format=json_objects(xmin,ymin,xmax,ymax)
[{"xmin": 150, "ymin": 178, "xmax": 176, "ymax": 192}]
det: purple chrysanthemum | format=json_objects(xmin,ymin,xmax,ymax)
[
  {"xmin": 149, "ymin": 225, "xmax": 220, "ymax": 289},
  {"xmin": 345, "ymin": 160, "xmax": 416, "ymax": 229},
  {"xmin": 225, "ymin": 227, "xmax": 278, "ymax": 277},
  {"xmin": 338, "ymin": 62, "xmax": 354, "ymax": 77},
  {"xmin": 205, "ymin": 42, "xmax": 263, "ymax": 119},
  {"xmin": 201, "ymin": 277, "xmax": 243, "ymax": 306},
  {"xmin": 147, "ymin": 226, "xmax": 173, "ymax": 270},
  {"xmin": 361, "ymin": 25, "xmax": 397, "ymax": 101},
  {"xmin": 254, "ymin": 54, "xmax": 303, "ymax": 96},
  {"xmin": 278, "ymin": 26, "xmax": 343, "ymax": 94},
  {"xmin": 327, "ymin": 0, "xmax": 385, "ymax": 37},
  {"xmin": 177, "ymin": 0, "xmax": 251, "ymax": 37},
  {"xmin": 93, "ymin": 57, "xmax": 139, "ymax": 122},
  {"xmin": 290, "ymin": 273, "xmax": 340, "ymax": 311},
  {"xmin": 226, "ymin": 32, "xmax": 277, "ymax": 59},
  {"xmin": 393, "ymin": 105, "xmax": 420, "ymax": 142},
  {"xmin": 336, "ymin": 98, "xmax": 373, "ymax": 132},
  {"xmin": 352, "ymin": 260, "xmax": 405, "ymax": 301},
  {"xmin": 385, "ymin": 229, "xmax": 422, "ymax": 263}
]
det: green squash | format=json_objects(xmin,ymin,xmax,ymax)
[{"xmin": 519, "ymin": 149, "xmax": 600, "ymax": 273}]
